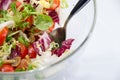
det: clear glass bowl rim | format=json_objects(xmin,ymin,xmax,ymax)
[{"xmin": 0, "ymin": 0, "xmax": 97, "ymax": 75}]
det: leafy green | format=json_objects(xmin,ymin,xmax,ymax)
[
  {"xmin": 17, "ymin": 22, "xmax": 29, "ymax": 29},
  {"xmin": 27, "ymin": 64, "xmax": 34, "ymax": 70},
  {"xmin": 6, "ymin": 36, "xmax": 13, "ymax": 42},
  {"xmin": 0, "ymin": 10, "xmax": 12, "ymax": 23},
  {"xmin": 0, "ymin": 41, "xmax": 15, "ymax": 60},
  {"xmin": 0, "ymin": 10, "xmax": 7, "ymax": 17},
  {"xmin": 15, "ymin": 68, "xmax": 26, "ymax": 72},
  {"xmin": 10, "ymin": 2, "xmax": 17, "ymax": 14},
  {"xmin": 21, "ymin": 22, "xmax": 29, "ymax": 28},
  {"xmin": 13, "ymin": 13, "xmax": 22, "ymax": 24},
  {"xmin": 35, "ymin": 14, "xmax": 53, "ymax": 31},
  {"xmin": 22, "ymin": 4, "xmax": 35, "ymax": 18},
  {"xmin": 18, "ymin": 36, "xmax": 29, "ymax": 46},
  {"xmin": 22, "ymin": 4, "xmax": 40, "ymax": 15},
  {"xmin": 0, "ymin": 59, "xmax": 3, "ymax": 66},
  {"xmin": 9, "ymin": 3, "xmax": 35, "ymax": 29},
  {"xmin": 23, "ymin": 4, "xmax": 35, "ymax": 14},
  {"xmin": 1, "ymin": 3, "xmax": 52, "ymax": 31},
  {"xmin": 10, "ymin": 2, "xmax": 23, "ymax": 24},
  {"xmin": 0, "ymin": 3, "xmax": 18, "ymax": 23}
]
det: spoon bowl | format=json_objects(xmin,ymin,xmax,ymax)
[{"xmin": 50, "ymin": 27, "xmax": 65, "ymax": 45}]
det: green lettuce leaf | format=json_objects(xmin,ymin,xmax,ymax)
[{"xmin": 35, "ymin": 14, "xmax": 53, "ymax": 31}]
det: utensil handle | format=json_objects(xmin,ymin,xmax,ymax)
[
  {"xmin": 70, "ymin": 0, "xmax": 90, "ymax": 18},
  {"xmin": 64, "ymin": 0, "xmax": 90, "ymax": 29}
]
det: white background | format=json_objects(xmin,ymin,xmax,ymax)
[{"xmin": 58, "ymin": 0, "xmax": 120, "ymax": 80}]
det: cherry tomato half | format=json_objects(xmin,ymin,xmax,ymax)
[
  {"xmin": 28, "ymin": 45, "xmax": 37, "ymax": 58},
  {"xmin": 0, "ymin": 27, "xmax": 8, "ymax": 46},
  {"xmin": 0, "ymin": 64, "xmax": 14, "ymax": 72},
  {"xmin": 18, "ymin": 43, "xmax": 28, "ymax": 59}
]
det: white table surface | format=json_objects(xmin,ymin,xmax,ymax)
[{"xmin": 53, "ymin": 0, "xmax": 120, "ymax": 80}]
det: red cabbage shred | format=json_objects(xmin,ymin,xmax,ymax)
[
  {"xmin": 32, "ymin": 32, "xmax": 51, "ymax": 56},
  {"xmin": 0, "ymin": 0, "xmax": 11, "ymax": 10},
  {"xmin": 52, "ymin": 39, "xmax": 74, "ymax": 57},
  {"xmin": 49, "ymin": 10, "xmax": 59, "ymax": 23},
  {"xmin": 7, "ymin": 45, "xmax": 21, "ymax": 59}
]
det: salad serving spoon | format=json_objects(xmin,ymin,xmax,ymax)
[{"xmin": 50, "ymin": 0, "xmax": 91, "ymax": 45}]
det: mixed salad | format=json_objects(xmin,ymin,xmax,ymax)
[{"xmin": 0, "ymin": 0, "xmax": 74, "ymax": 72}]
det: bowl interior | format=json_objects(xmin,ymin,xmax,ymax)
[{"xmin": 0, "ymin": 0, "xmax": 96, "ymax": 80}]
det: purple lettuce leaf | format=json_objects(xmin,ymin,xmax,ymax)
[
  {"xmin": 32, "ymin": 32, "xmax": 74, "ymax": 57},
  {"xmin": 39, "ymin": 39, "xmax": 45, "ymax": 52},
  {"xmin": 7, "ymin": 45, "xmax": 21, "ymax": 59},
  {"xmin": 40, "ymin": 32, "xmax": 51, "ymax": 49},
  {"xmin": 49, "ymin": 10, "xmax": 59, "ymax": 23},
  {"xmin": 0, "ymin": 0, "xmax": 12, "ymax": 10},
  {"xmin": 62, "ymin": 39, "xmax": 74, "ymax": 49},
  {"xmin": 32, "ymin": 42, "xmax": 41, "ymax": 56},
  {"xmin": 52, "ymin": 47, "xmax": 66, "ymax": 57},
  {"xmin": 32, "ymin": 32, "xmax": 52, "ymax": 56},
  {"xmin": 52, "ymin": 39, "xmax": 74, "ymax": 57}
]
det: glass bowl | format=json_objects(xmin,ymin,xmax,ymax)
[{"xmin": 0, "ymin": 0, "xmax": 96, "ymax": 80}]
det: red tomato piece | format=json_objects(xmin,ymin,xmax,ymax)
[
  {"xmin": 28, "ymin": 45, "xmax": 37, "ymax": 58},
  {"xmin": 0, "ymin": 27, "xmax": 8, "ymax": 46},
  {"xmin": 15, "ymin": 1, "xmax": 24, "ymax": 11},
  {"xmin": 16, "ymin": 1, "xmax": 22, "ymax": 8},
  {"xmin": 0, "ymin": 64, "xmax": 14, "ymax": 72},
  {"xmin": 25, "ymin": 16, "xmax": 33, "ymax": 26},
  {"xmin": 18, "ymin": 43, "xmax": 28, "ymax": 59},
  {"xmin": 51, "ymin": 0, "xmax": 60, "ymax": 10}
]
